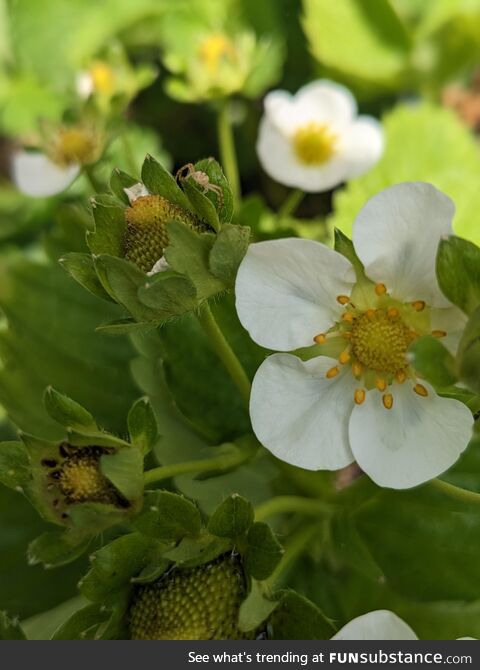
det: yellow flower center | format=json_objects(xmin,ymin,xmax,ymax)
[
  {"xmin": 314, "ymin": 284, "xmax": 447, "ymax": 410},
  {"xmin": 350, "ymin": 310, "xmax": 413, "ymax": 374},
  {"xmin": 51, "ymin": 127, "xmax": 98, "ymax": 166},
  {"xmin": 198, "ymin": 34, "xmax": 236, "ymax": 73},
  {"xmin": 58, "ymin": 452, "xmax": 111, "ymax": 503},
  {"xmin": 90, "ymin": 61, "xmax": 115, "ymax": 95},
  {"xmin": 293, "ymin": 122, "xmax": 337, "ymax": 166}
]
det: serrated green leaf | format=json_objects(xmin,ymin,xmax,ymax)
[
  {"xmin": 132, "ymin": 490, "xmax": 201, "ymax": 540},
  {"xmin": 100, "ymin": 449, "xmax": 144, "ymax": 501},
  {"xmin": 208, "ymin": 494, "xmax": 254, "ymax": 539},
  {"xmin": 209, "ymin": 224, "xmax": 250, "ymax": 285},
  {"xmin": 87, "ymin": 195, "xmax": 126, "ymax": 257},
  {"xmin": 141, "ymin": 154, "xmax": 192, "ymax": 211},
  {"xmin": 245, "ymin": 522, "xmax": 284, "ymax": 581},
  {"xmin": 409, "ymin": 336, "xmax": 458, "ymax": 387},
  {"xmin": 127, "ymin": 397, "xmax": 158, "ymax": 454},
  {"xmin": 270, "ymin": 590, "xmax": 336, "ymax": 640},
  {"xmin": 109, "ymin": 168, "xmax": 139, "ymax": 205},
  {"xmin": 27, "ymin": 530, "xmax": 92, "ymax": 569},
  {"xmin": 0, "ymin": 441, "xmax": 30, "ymax": 490},
  {"xmin": 437, "ymin": 237, "xmax": 480, "ymax": 315},
  {"xmin": 60, "ymin": 252, "xmax": 114, "ymax": 303},
  {"xmin": 43, "ymin": 387, "xmax": 97, "ymax": 431},
  {"xmin": 237, "ymin": 579, "xmax": 278, "ymax": 633},
  {"xmin": 331, "ymin": 104, "xmax": 480, "ymax": 248},
  {"xmin": 137, "ymin": 271, "xmax": 198, "ymax": 320}
]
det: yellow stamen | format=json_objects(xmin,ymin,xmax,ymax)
[
  {"xmin": 431, "ymin": 330, "xmax": 447, "ymax": 338},
  {"xmin": 343, "ymin": 331, "xmax": 352, "ymax": 340},
  {"xmin": 326, "ymin": 366, "xmax": 340, "ymax": 379},
  {"xmin": 293, "ymin": 122, "xmax": 337, "ymax": 166},
  {"xmin": 375, "ymin": 283, "xmax": 387, "ymax": 296},
  {"xmin": 352, "ymin": 361, "xmax": 363, "ymax": 377},
  {"xmin": 414, "ymin": 383, "xmax": 428, "ymax": 397},
  {"xmin": 339, "ymin": 351, "xmax": 350, "ymax": 365},
  {"xmin": 375, "ymin": 378, "xmax": 387, "ymax": 392},
  {"xmin": 412, "ymin": 300, "xmax": 426, "ymax": 312},
  {"xmin": 336, "ymin": 295, "xmax": 350, "ymax": 305},
  {"xmin": 342, "ymin": 312, "xmax": 354, "ymax": 323},
  {"xmin": 354, "ymin": 389, "xmax": 366, "ymax": 405},
  {"xmin": 366, "ymin": 309, "xmax": 376, "ymax": 320},
  {"xmin": 313, "ymin": 333, "xmax": 326, "ymax": 344},
  {"xmin": 387, "ymin": 308, "xmax": 399, "ymax": 319},
  {"xmin": 396, "ymin": 370, "xmax": 406, "ymax": 384},
  {"xmin": 382, "ymin": 393, "xmax": 394, "ymax": 410}
]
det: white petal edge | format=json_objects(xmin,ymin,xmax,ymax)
[
  {"xmin": 332, "ymin": 611, "xmax": 418, "ymax": 640},
  {"xmin": 353, "ymin": 182, "xmax": 455, "ymax": 308},
  {"xmin": 249, "ymin": 353, "xmax": 356, "ymax": 470},
  {"xmin": 349, "ymin": 382, "xmax": 473, "ymax": 489},
  {"xmin": 337, "ymin": 116, "xmax": 384, "ymax": 179},
  {"xmin": 235, "ymin": 238, "xmax": 355, "ymax": 351},
  {"xmin": 430, "ymin": 305, "xmax": 467, "ymax": 355},
  {"xmin": 12, "ymin": 151, "xmax": 80, "ymax": 197}
]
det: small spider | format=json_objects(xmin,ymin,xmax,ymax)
[{"xmin": 176, "ymin": 162, "xmax": 224, "ymax": 208}]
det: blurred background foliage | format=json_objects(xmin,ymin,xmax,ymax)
[{"xmin": 0, "ymin": 0, "xmax": 479, "ymax": 638}]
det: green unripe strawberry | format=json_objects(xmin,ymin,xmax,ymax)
[{"xmin": 129, "ymin": 555, "xmax": 253, "ymax": 640}]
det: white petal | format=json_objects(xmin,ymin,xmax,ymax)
[
  {"xmin": 264, "ymin": 80, "xmax": 357, "ymax": 136},
  {"xmin": 430, "ymin": 305, "xmax": 467, "ymax": 355},
  {"xmin": 353, "ymin": 182, "xmax": 455, "ymax": 308},
  {"xmin": 349, "ymin": 382, "xmax": 473, "ymax": 489},
  {"xmin": 124, "ymin": 182, "xmax": 150, "ymax": 204},
  {"xmin": 332, "ymin": 611, "xmax": 418, "ymax": 640},
  {"xmin": 76, "ymin": 71, "xmax": 94, "ymax": 98},
  {"xmin": 12, "ymin": 151, "xmax": 79, "ymax": 197},
  {"xmin": 337, "ymin": 116, "xmax": 384, "ymax": 179},
  {"xmin": 250, "ymin": 353, "xmax": 356, "ymax": 470},
  {"xmin": 147, "ymin": 256, "xmax": 169, "ymax": 276},
  {"xmin": 235, "ymin": 238, "xmax": 355, "ymax": 351}
]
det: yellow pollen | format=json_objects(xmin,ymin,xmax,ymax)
[
  {"xmin": 51, "ymin": 127, "xmax": 98, "ymax": 166},
  {"xmin": 354, "ymin": 389, "xmax": 366, "ymax": 405},
  {"xmin": 343, "ymin": 331, "xmax": 352, "ymax": 340},
  {"xmin": 336, "ymin": 295, "xmax": 350, "ymax": 305},
  {"xmin": 414, "ymin": 383, "xmax": 429, "ymax": 397},
  {"xmin": 339, "ymin": 351, "xmax": 350, "ymax": 364},
  {"xmin": 352, "ymin": 361, "xmax": 363, "ymax": 377},
  {"xmin": 412, "ymin": 300, "xmax": 426, "ymax": 312},
  {"xmin": 59, "ymin": 453, "xmax": 109, "ymax": 503},
  {"xmin": 199, "ymin": 34, "xmax": 236, "ymax": 72},
  {"xmin": 396, "ymin": 370, "xmax": 407, "ymax": 384},
  {"xmin": 326, "ymin": 366, "xmax": 340, "ymax": 379},
  {"xmin": 314, "ymin": 333, "xmax": 326, "ymax": 344},
  {"xmin": 375, "ymin": 378, "xmax": 387, "ymax": 392},
  {"xmin": 383, "ymin": 393, "xmax": 394, "ymax": 410},
  {"xmin": 342, "ymin": 312, "xmax": 354, "ymax": 323},
  {"xmin": 90, "ymin": 61, "xmax": 115, "ymax": 95},
  {"xmin": 387, "ymin": 308, "xmax": 399, "ymax": 319},
  {"xmin": 375, "ymin": 283, "xmax": 387, "ymax": 296},
  {"xmin": 293, "ymin": 122, "xmax": 337, "ymax": 166},
  {"xmin": 350, "ymin": 309, "xmax": 413, "ymax": 375},
  {"xmin": 431, "ymin": 330, "xmax": 447, "ymax": 338}
]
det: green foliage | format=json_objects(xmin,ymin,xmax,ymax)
[
  {"xmin": 208, "ymin": 494, "xmax": 254, "ymax": 539},
  {"xmin": 409, "ymin": 336, "xmax": 457, "ymax": 388},
  {"xmin": 244, "ymin": 522, "xmax": 284, "ymax": 580},
  {"xmin": 270, "ymin": 590, "xmax": 336, "ymax": 640},
  {"xmin": 132, "ymin": 490, "xmax": 202, "ymax": 540},
  {"xmin": 0, "ymin": 611, "xmax": 27, "ymax": 640},
  {"xmin": 437, "ymin": 237, "xmax": 480, "ymax": 315},
  {"xmin": 457, "ymin": 307, "xmax": 480, "ymax": 395}
]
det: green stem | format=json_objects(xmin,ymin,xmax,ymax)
[
  {"xmin": 266, "ymin": 524, "xmax": 319, "ymax": 589},
  {"xmin": 217, "ymin": 101, "xmax": 241, "ymax": 209},
  {"xmin": 83, "ymin": 165, "xmax": 104, "ymax": 193},
  {"xmin": 431, "ymin": 478, "xmax": 480, "ymax": 505},
  {"xmin": 144, "ymin": 449, "xmax": 248, "ymax": 486},
  {"xmin": 196, "ymin": 303, "xmax": 251, "ymax": 406},
  {"xmin": 254, "ymin": 496, "xmax": 334, "ymax": 522},
  {"xmin": 279, "ymin": 188, "xmax": 304, "ymax": 219},
  {"xmin": 120, "ymin": 131, "xmax": 138, "ymax": 176}
]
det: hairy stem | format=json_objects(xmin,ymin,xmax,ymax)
[
  {"xmin": 254, "ymin": 496, "xmax": 334, "ymax": 522},
  {"xmin": 431, "ymin": 478, "xmax": 480, "ymax": 505},
  {"xmin": 279, "ymin": 188, "xmax": 305, "ymax": 219},
  {"xmin": 144, "ymin": 448, "xmax": 249, "ymax": 486}
]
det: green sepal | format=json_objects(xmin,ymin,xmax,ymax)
[
  {"xmin": 208, "ymin": 224, "xmax": 250, "ymax": 286},
  {"xmin": 137, "ymin": 271, "xmax": 198, "ymax": 321},
  {"xmin": 0, "ymin": 611, "xmax": 27, "ymax": 640},
  {"xmin": 409, "ymin": 336, "xmax": 458, "ymax": 388},
  {"xmin": 132, "ymin": 490, "xmax": 202, "ymax": 540},
  {"xmin": 334, "ymin": 228, "xmax": 367, "ymax": 282},
  {"xmin": 181, "ymin": 178, "xmax": 220, "ymax": 232},
  {"xmin": 244, "ymin": 522, "xmax": 284, "ymax": 580},
  {"xmin": 141, "ymin": 154, "xmax": 192, "ymax": 212},
  {"xmin": 130, "ymin": 558, "xmax": 171, "ymax": 585},
  {"xmin": 79, "ymin": 532, "xmax": 164, "ymax": 603},
  {"xmin": 127, "ymin": 397, "xmax": 158, "ymax": 454},
  {"xmin": 51, "ymin": 603, "xmax": 109, "ymax": 640},
  {"xmin": 208, "ymin": 494, "xmax": 254, "ymax": 539},
  {"xmin": 437, "ymin": 237, "xmax": 480, "ymax": 314},
  {"xmin": 67, "ymin": 504, "xmax": 129, "ymax": 532},
  {"xmin": 110, "ymin": 168, "xmax": 139, "ymax": 205},
  {"xmin": 96, "ymin": 318, "xmax": 152, "ymax": 335},
  {"xmin": 194, "ymin": 158, "xmax": 234, "ymax": 224},
  {"xmin": 27, "ymin": 529, "xmax": 92, "ymax": 569},
  {"xmin": 269, "ymin": 590, "xmax": 336, "ymax": 640},
  {"xmin": 44, "ymin": 387, "xmax": 98, "ymax": 432},
  {"xmin": 59, "ymin": 252, "xmax": 115, "ymax": 303},
  {"xmin": 66, "ymin": 429, "xmax": 131, "ymax": 449},
  {"xmin": 162, "ymin": 534, "xmax": 231, "ymax": 568},
  {"xmin": 100, "ymin": 449, "xmax": 144, "ymax": 501},
  {"xmin": 237, "ymin": 579, "xmax": 278, "ymax": 633},
  {"xmin": 87, "ymin": 195, "xmax": 126, "ymax": 257},
  {"xmin": 0, "ymin": 441, "xmax": 30, "ymax": 490},
  {"xmin": 457, "ymin": 305, "xmax": 480, "ymax": 394}
]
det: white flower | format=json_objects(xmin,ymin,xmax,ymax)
[
  {"xmin": 256, "ymin": 79, "xmax": 384, "ymax": 192},
  {"xmin": 11, "ymin": 150, "xmax": 80, "ymax": 198},
  {"xmin": 235, "ymin": 182, "xmax": 473, "ymax": 489}
]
